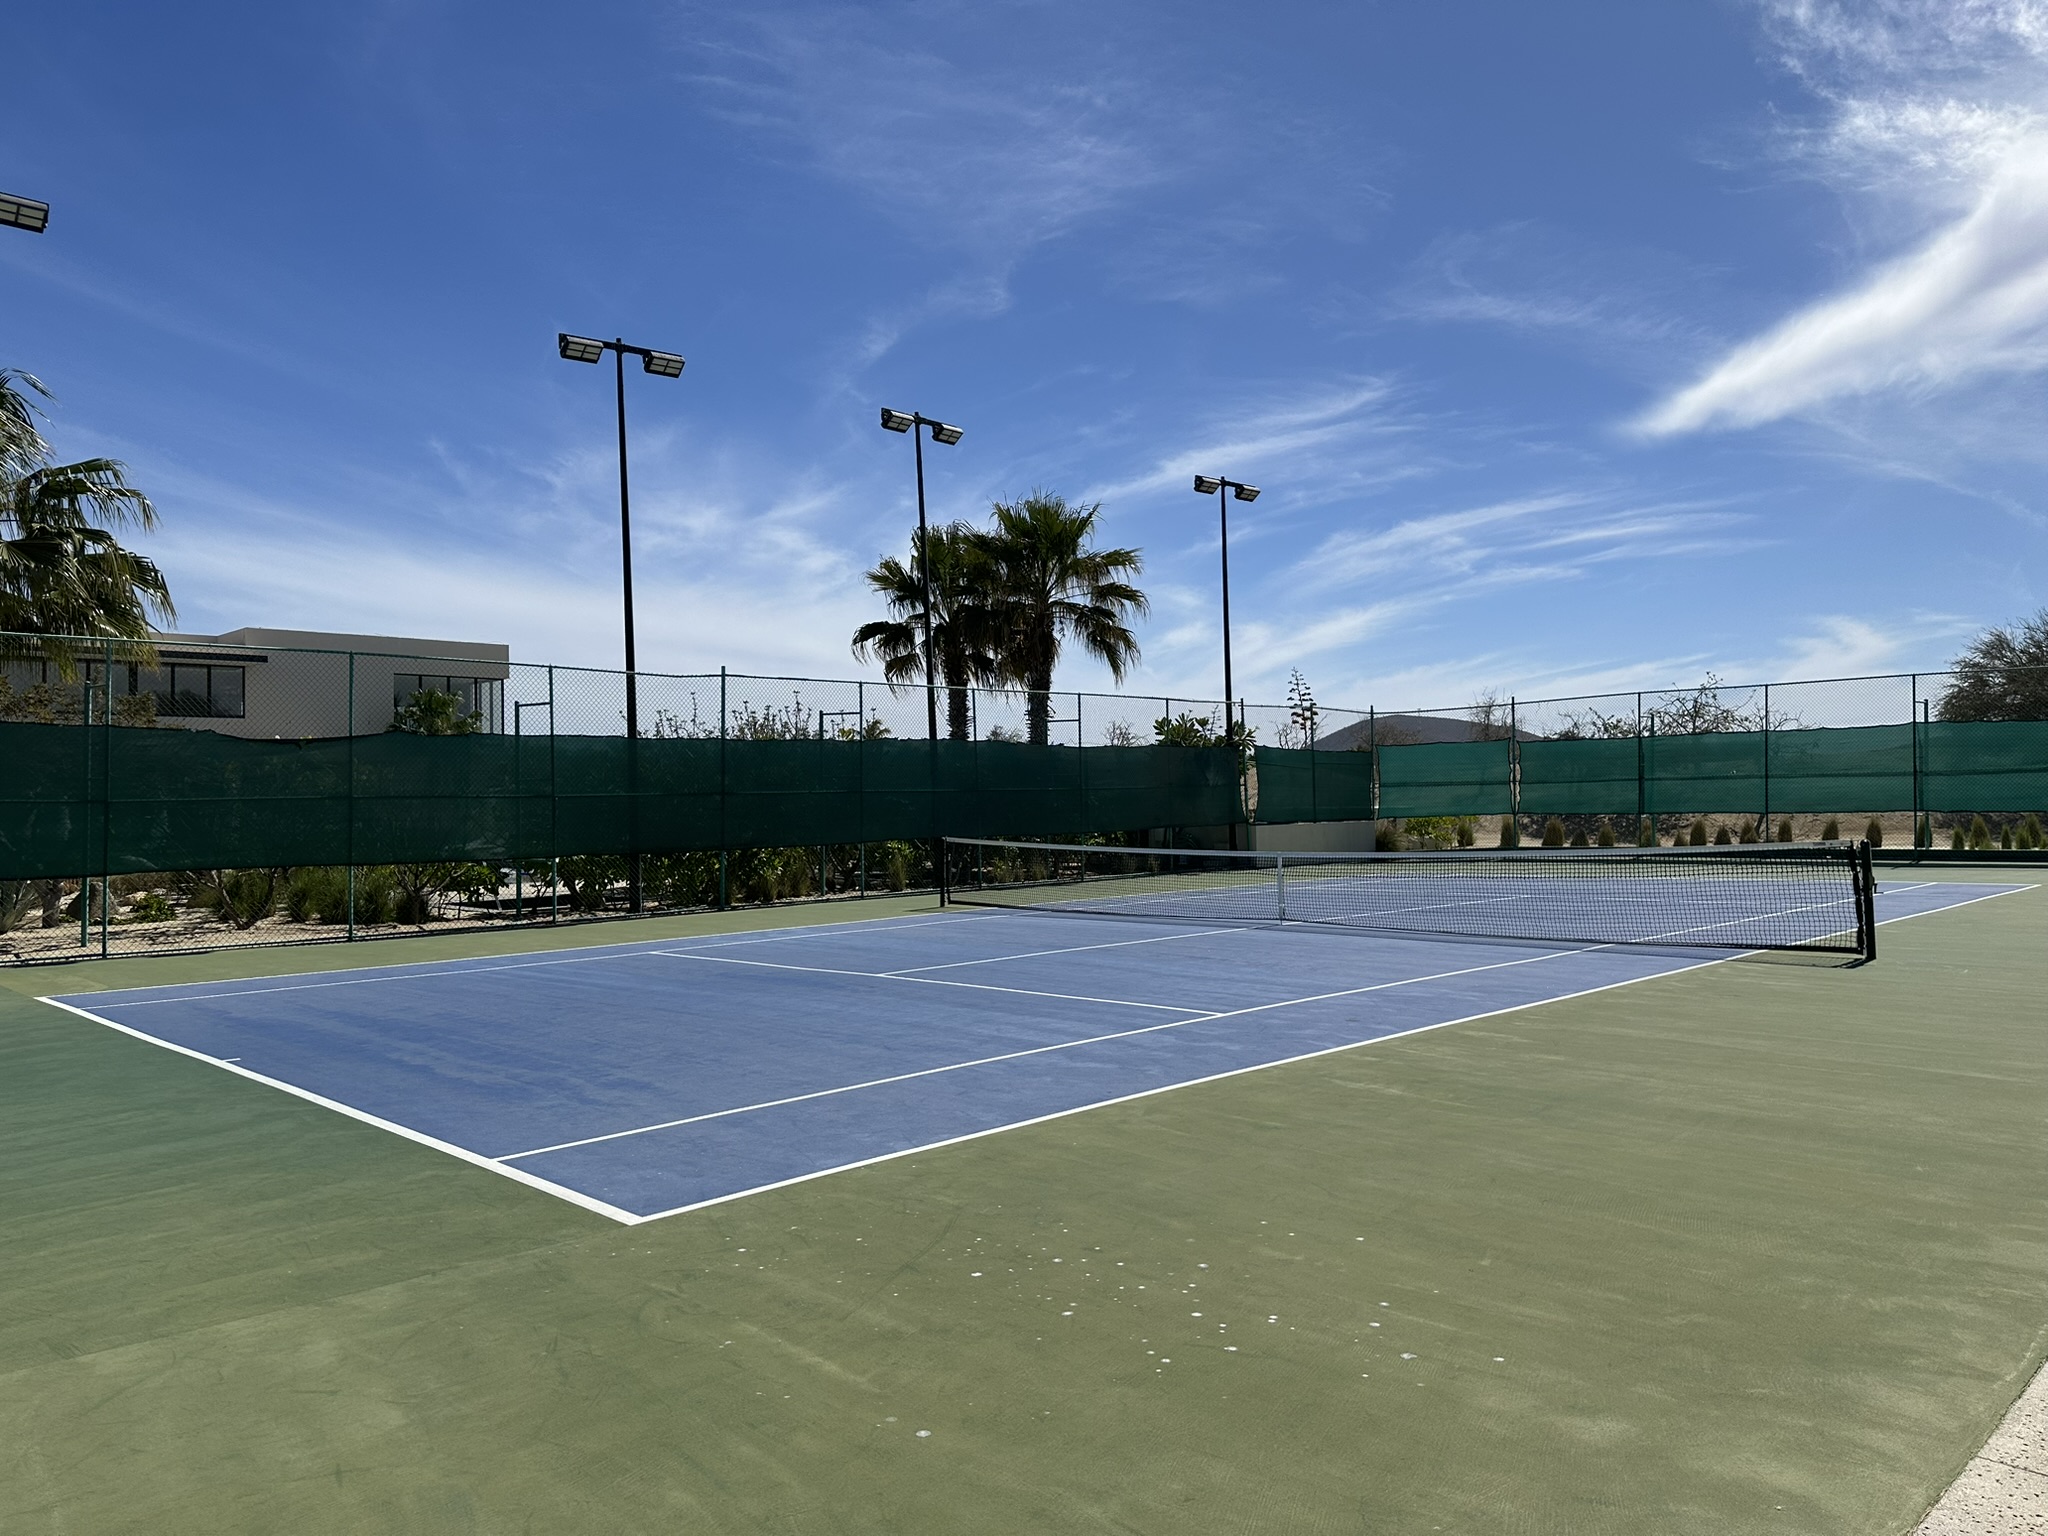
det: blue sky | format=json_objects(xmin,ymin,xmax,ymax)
[{"xmin": 7, "ymin": 0, "xmax": 2047, "ymax": 713}]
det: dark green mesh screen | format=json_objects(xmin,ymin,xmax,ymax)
[
  {"xmin": 1767, "ymin": 724, "xmax": 1914, "ymax": 813},
  {"xmin": 1519, "ymin": 738, "xmax": 1640, "ymax": 816},
  {"xmin": 1377, "ymin": 741, "xmax": 1513, "ymax": 818},
  {"xmin": 0, "ymin": 725, "xmax": 1242, "ymax": 879},
  {"xmin": 1252, "ymin": 748, "xmax": 1376, "ymax": 824},
  {"xmin": 1924, "ymin": 721, "xmax": 2048, "ymax": 812}
]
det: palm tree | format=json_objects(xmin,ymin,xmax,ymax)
[
  {"xmin": 1, "ymin": 370, "xmax": 51, "ymax": 482},
  {"xmin": 1, "ymin": 457, "xmax": 175, "ymax": 671},
  {"xmin": 1, "ymin": 370, "xmax": 173, "ymax": 673},
  {"xmin": 851, "ymin": 521, "xmax": 1000, "ymax": 740},
  {"xmin": 980, "ymin": 493, "xmax": 1146, "ymax": 745}
]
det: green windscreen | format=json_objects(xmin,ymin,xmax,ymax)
[
  {"xmin": 1252, "ymin": 747, "xmax": 1376, "ymax": 824},
  {"xmin": 1376, "ymin": 740, "xmax": 1512, "ymax": 818},
  {"xmin": 0, "ymin": 724, "xmax": 1242, "ymax": 880}
]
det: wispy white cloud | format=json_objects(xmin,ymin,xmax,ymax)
[
  {"xmin": 1639, "ymin": 0, "xmax": 2048, "ymax": 434},
  {"xmin": 1388, "ymin": 225, "xmax": 1709, "ymax": 372}
]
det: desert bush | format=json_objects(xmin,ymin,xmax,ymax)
[
  {"xmin": 1689, "ymin": 820, "xmax": 1709, "ymax": 847},
  {"xmin": 1713, "ymin": 825, "xmax": 1733, "ymax": 845},
  {"xmin": 125, "ymin": 891, "xmax": 176, "ymax": 922},
  {"xmin": 1777, "ymin": 818, "xmax": 1793, "ymax": 842},
  {"xmin": 1541, "ymin": 816, "xmax": 1565, "ymax": 848},
  {"xmin": 1865, "ymin": 818, "xmax": 1883, "ymax": 848},
  {"xmin": 1374, "ymin": 823, "xmax": 1401, "ymax": 852},
  {"xmin": 187, "ymin": 869, "xmax": 281, "ymax": 929},
  {"xmin": 1597, "ymin": 821, "xmax": 1615, "ymax": 847},
  {"xmin": 1498, "ymin": 817, "xmax": 1519, "ymax": 849},
  {"xmin": 1969, "ymin": 814, "xmax": 1993, "ymax": 851},
  {"xmin": 1821, "ymin": 817, "xmax": 1840, "ymax": 840}
]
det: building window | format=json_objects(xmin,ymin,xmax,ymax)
[
  {"xmin": 393, "ymin": 673, "xmax": 503, "ymax": 732},
  {"xmin": 131, "ymin": 663, "xmax": 248, "ymax": 718}
]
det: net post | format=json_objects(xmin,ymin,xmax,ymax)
[
  {"xmin": 1857, "ymin": 839, "xmax": 1878, "ymax": 961},
  {"xmin": 938, "ymin": 837, "xmax": 951, "ymax": 906},
  {"xmin": 1276, "ymin": 852, "xmax": 1286, "ymax": 922}
]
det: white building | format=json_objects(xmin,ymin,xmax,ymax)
[{"xmin": 8, "ymin": 627, "xmax": 513, "ymax": 739}]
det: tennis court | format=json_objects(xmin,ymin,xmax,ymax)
[{"xmin": 41, "ymin": 857, "xmax": 2020, "ymax": 1225}]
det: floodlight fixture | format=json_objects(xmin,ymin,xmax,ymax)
[
  {"xmin": 1191, "ymin": 473, "xmax": 1266, "ymax": 834},
  {"xmin": 0, "ymin": 193, "xmax": 49, "ymax": 233},
  {"xmin": 876, "ymin": 406, "xmax": 967, "ymax": 739},
  {"xmin": 555, "ymin": 328, "xmax": 688, "ymax": 913}
]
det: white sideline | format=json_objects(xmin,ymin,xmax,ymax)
[{"xmin": 36, "ymin": 881, "xmax": 2034, "ymax": 1226}]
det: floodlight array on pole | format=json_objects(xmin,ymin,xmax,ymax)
[
  {"xmin": 1190, "ymin": 474, "xmax": 1259, "ymax": 747},
  {"xmin": 879, "ymin": 407, "xmax": 964, "ymax": 741},
  {"xmin": 0, "ymin": 193, "xmax": 50, "ymax": 233},
  {"xmin": 558, "ymin": 331, "xmax": 686, "ymax": 911}
]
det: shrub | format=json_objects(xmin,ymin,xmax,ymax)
[
  {"xmin": 1950, "ymin": 826, "xmax": 1966, "ymax": 850},
  {"xmin": 1776, "ymin": 818, "xmax": 1793, "ymax": 842},
  {"xmin": 1498, "ymin": 817, "xmax": 1519, "ymax": 849},
  {"xmin": 2001, "ymin": 825, "xmax": 2014, "ymax": 849},
  {"xmin": 1738, "ymin": 820, "xmax": 1758, "ymax": 845},
  {"xmin": 1374, "ymin": 823, "xmax": 1401, "ymax": 852},
  {"xmin": 285, "ymin": 867, "xmax": 348, "ymax": 924},
  {"xmin": 1713, "ymin": 825, "xmax": 1733, "ymax": 845},
  {"xmin": 1821, "ymin": 817, "xmax": 1840, "ymax": 840},
  {"xmin": 2026, "ymin": 812, "xmax": 2045, "ymax": 846},
  {"xmin": 1542, "ymin": 816, "xmax": 1565, "ymax": 848},
  {"xmin": 1865, "ymin": 817, "xmax": 1883, "ymax": 848},
  {"xmin": 1402, "ymin": 817, "xmax": 1463, "ymax": 850},
  {"xmin": 1969, "ymin": 813, "xmax": 1992, "ymax": 851},
  {"xmin": 1637, "ymin": 819, "xmax": 1655, "ymax": 847},
  {"xmin": 1597, "ymin": 821, "xmax": 1615, "ymax": 847},
  {"xmin": 1455, "ymin": 819, "xmax": 1476, "ymax": 848},
  {"xmin": 1568, "ymin": 827, "xmax": 1589, "ymax": 848},
  {"xmin": 127, "ymin": 891, "xmax": 175, "ymax": 923},
  {"xmin": 1689, "ymin": 820, "xmax": 1709, "ymax": 847},
  {"xmin": 188, "ymin": 869, "xmax": 280, "ymax": 930}
]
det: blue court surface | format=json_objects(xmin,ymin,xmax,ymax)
[{"xmin": 44, "ymin": 878, "xmax": 2024, "ymax": 1225}]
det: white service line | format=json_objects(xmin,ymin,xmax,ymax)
[
  {"xmin": 70, "ymin": 911, "xmax": 1002, "ymax": 1010},
  {"xmin": 881, "ymin": 923, "xmax": 1248, "ymax": 975},
  {"xmin": 499, "ymin": 941, "xmax": 1599, "ymax": 1162},
  {"xmin": 650, "ymin": 949, "xmax": 1217, "ymax": 1015}
]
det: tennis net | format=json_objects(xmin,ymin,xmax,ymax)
[{"xmin": 940, "ymin": 838, "xmax": 1878, "ymax": 959}]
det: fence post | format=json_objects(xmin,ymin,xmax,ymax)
[
  {"xmin": 548, "ymin": 665, "xmax": 559, "ymax": 923},
  {"xmin": 1634, "ymin": 691, "xmax": 1644, "ymax": 838},
  {"xmin": 1910, "ymin": 674, "xmax": 1921, "ymax": 847},
  {"xmin": 1076, "ymin": 691, "xmax": 1088, "ymax": 832},
  {"xmin": 1761, "ymin": 683, "xmax": 1771, "ymax": 839},
  {"xmin": 347, "ymin": 651, "xmax": 356, "ymax": 941},
  {"xmin": 1369, "ymin": 705, "xmax": 1379, "ymax": 821},
  {"xmin": 718, "ymin": 666, "xmax": 729, "ymax": 910},
  {"xmin": 100, "ymin": 638, "xmax": 112, "ymax": 958},
  {"xmin": 1509, "ymin": 697, "xmax": 1521, "ymax": 833}
]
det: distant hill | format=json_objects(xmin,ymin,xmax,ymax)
[{"xmin": 1314, "ymin": 713, "xmax": 1539, "ymax": 749}]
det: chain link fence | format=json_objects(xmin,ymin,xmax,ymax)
[{"xmin": 2, "ymin": 630, "xmax": 2043, "ymax": 962}]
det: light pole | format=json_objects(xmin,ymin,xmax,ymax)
[
  {"xmin": 879, "ymin": 408, "xmax": 963, "ymax": 741},
  {"xmin": 1190, "ymin": 475, "xmax": 1259, "ymax": 743},
  {"xmin": 559, "ymin": 332, "xmax": 685, "ymax": 910},
  {"xmin": 0, "ymin": 193, "xmax": 50, "ymax": 233}
]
